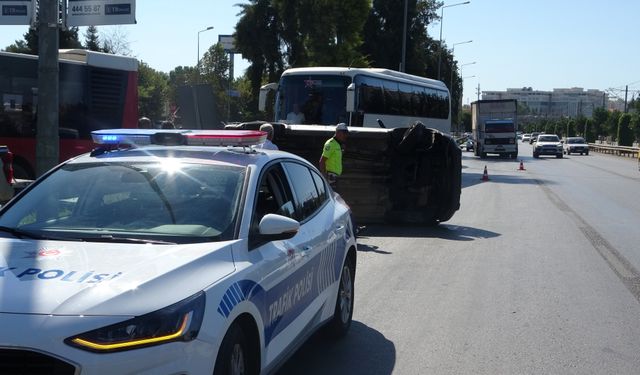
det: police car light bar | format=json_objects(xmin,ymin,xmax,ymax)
[{"xmin": 92, "ymin": 129, "xmax": 267, "ymax": 147}]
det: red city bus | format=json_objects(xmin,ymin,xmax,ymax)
[{"xmin": 0, "ymin": 49, "xmax": 138, "ymax": 179}]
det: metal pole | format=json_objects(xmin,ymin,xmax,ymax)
[
  {"xmin": 401, "ymin": 0, "xmax": 408, "ymax": 72},
  {"xmin": 197, "ymin": 27, "xmax": 214, "ymax": 83},
  {"xmin": 36, "ymin": 0, "xmax": 59, "ymax": 177},
  {"xmin": 436, "ymin": 1, "xmax": 470, "ymax": 81},
  {"xmin": 436, "ymin": 6, "xmax": 444, "ymax": 80},
  {"xmin": 195, "ymin": 26, "xmax": 214, "ymax": 128}
]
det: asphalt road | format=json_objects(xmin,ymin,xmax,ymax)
[{"xmin": 277, "ymin": 142, "xmax": 640, "ymax": 374}]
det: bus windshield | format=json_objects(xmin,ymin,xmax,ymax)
[
  {"xmin": 275, "ymin": 75, "xmax": 351, "ymax": 125},
  {"xmin": 485, "ymin": 121, "xmax": 515, "ymax": 133}
]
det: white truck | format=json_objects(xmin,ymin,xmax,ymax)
[{"xmin": 472, "ymin": 99, "xmax": 518, "ymax": 159}]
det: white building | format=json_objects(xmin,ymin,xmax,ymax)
[{"xmin": 482, "ymin": 87, "xmax": 607, "ymax": 118}]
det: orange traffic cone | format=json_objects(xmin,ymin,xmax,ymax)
[
  {"xmin": 481, "ymin": 165, "xmax": 489, "ymax": 181},
  {"xmin": 518, "ymin": 160, "xmax": 526, "ymax": 171}
]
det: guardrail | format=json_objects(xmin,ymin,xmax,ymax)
[{"xmin": 588, "ymin": 143, "xmax": 639, "ymax": 158}]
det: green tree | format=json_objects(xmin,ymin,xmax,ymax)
[
  {"xmin": 460, "ymin": 109, "xmax": 471, "ymax": 132},
  {"xmin": 605, "ymin": 110, "xmax": 621, "ymax": 140},
  {"xmin": 234, "ymin": 74, "xmax": 261, "ymax": 121},
  {"xmin": 235, "ymin": 0, "xmax": 283, "ymax": 117},
  {"xmin": 200, "ymin": 44, "xmax": 233, "ymax": 122},
  {"xmin": 591, "ymin": 107, "xmax": 608, "ymax": 141},
  {"xmin": 101, "ymin": 27, "xmax": 132, "ymax": 55},
  {"xmin": 362, "ymin": 0, "xmax": 440, "ymax": 75},
  {"xmin": 292, "ymin": 0, "xmax": 369, "ymax": 67},
  {"xmin": 617, "ymin": 113, "xmax": 633, "ymax": 146},
  {"xmin": 629, "ymin": 113, "xmax": 640, "ymax": 143},
  {"xmin": 582, "ymin": 119, "xmax": 591, "ymax": 142},
  {"xmin": 84, "ymin": 25, "xmax": 101, "ymax": 51},
  {"xmin": 138, "ymin": 62, "xmax": 169, "ymax": 122},
  {"xmin": 236, "ymin": 0, "xmax": 370, "ymax": 106},
  {"xmin": 5, "ymin": 25, "xmax": 82, "ymax": 54},
  {"xmin": 167, "ymin": 66, "xmax": 198, "ymax": 111}
]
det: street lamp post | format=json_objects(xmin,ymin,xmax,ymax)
[
  {"xmin": 449, "ymin": 42, "xmax": 473, "ymax": 134},
  {"xmin": 436, "ymin": 1, "xmax": 470, "ymax": 81},
  {"xmin": 195, "ymin": 26, "xmax": 214, "ymax": 128},
  {"xmin": 449, "ymin": 41, "xmax": 473, "ymax": 90},
  {"xmin": 197, "ymin": 26, "xmax": 214, "ymax": 81}
]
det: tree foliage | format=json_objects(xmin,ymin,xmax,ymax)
[
  {"xmin": 233, "ymin": 0, "xmax": 463, "ymax": 124},
  {"xmin": 617, "ymin": 113, "xmax": 633, "ymax": 146},
  {"xmin": 4, "ymin": 25, "xmax": 82, "ymax": 55},
  {"xmin": 101, "ymin": 27, "xmax": 132, "ymax": 55},
  {"xmin": 138, "ymin": 62, "xmax": 169, "ymax": 122},
  {"xmin": 84, "ymin": 25, "xmax": 101, "ymax": 52}
]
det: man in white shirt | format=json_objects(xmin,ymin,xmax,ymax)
[
  {"xmin": 256, "ymin": 123, "xmax": 278, "ymax": 150},
  {"xmin": 286, "ymin": 103, "xmax": 305, "ymax": 124}
]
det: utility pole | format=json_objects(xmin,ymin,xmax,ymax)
[
  {"xmin": 476, "ymin": 83, "xmax": 481, "ymax": 101},
  {"xmin": 36, "ymin": 0, "xmax": 59, "ymax": 177},
  {"xmin": 624, "ymin": 85, "xmax": 628, "ymax": 113}
]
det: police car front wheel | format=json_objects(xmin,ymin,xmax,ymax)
[
  {"xmin": 214, "ymin": 323, "xmax": 257, "ymax": 375},
  {"xmin": 325, "ymin": 255, "xmax": 355, "ymax": 338}
]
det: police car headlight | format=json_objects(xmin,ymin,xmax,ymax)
[{"xmin": 65, "ymin": 291, "xmax": 205, "ymax": 353}]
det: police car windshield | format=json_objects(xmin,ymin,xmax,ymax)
[{"xmin": 0, "ymin": 161, "xmax": 246, "ymax": 244}]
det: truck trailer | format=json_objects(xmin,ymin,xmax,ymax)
[{"xmin": 472, "ymin": 99, "xmax": 518, "ymax": 159}]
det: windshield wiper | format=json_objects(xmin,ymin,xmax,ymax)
[
  {"xmin": 0, "ymin": 226, "xmax": 84, "ymax": 241},
  {"xmin": 85, "ymin": 235, "xmax": 177, "ymax": 245}
]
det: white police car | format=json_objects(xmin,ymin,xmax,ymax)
[{"xmin": 0, "ymin": 129, "xmax": 357, "ymax": 374}]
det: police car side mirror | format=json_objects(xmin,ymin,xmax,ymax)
[{"xmin": 258, "ymin": 213, "xmax": 299, "ymax": 241}]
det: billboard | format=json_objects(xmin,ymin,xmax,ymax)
[
  {"xmin": 0, "ymin": 0, "xmax": 34, "ymax": 25},
  {"xmin": 67, "ymin": 0, "xmax": 136, "ymax": 26},
  {"xmin": 218, "ymin": 35, "xmax": 236, "ymax": 53}
]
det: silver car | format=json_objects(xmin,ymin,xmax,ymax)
[{"xmin": 563, "ymin": 137, "xmax": 589, "ymax": 155}]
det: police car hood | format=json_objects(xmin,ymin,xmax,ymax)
[{"xmin": 0, "ymin": 239, "xmax": 236, "ymax": 316}]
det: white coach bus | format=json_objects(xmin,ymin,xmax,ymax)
[{"xmin": 259, "ymin": 67, "xmax": 451, "ymax": 133}]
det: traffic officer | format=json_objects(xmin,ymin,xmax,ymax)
[{"xmin": 319, "ymin": 122, "xmax": 349, "ymax": 187}]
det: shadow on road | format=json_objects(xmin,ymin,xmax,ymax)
[
  {"xmin": 356, "ymin": 224, "xmax": 500, "ymax": 241},
  {"xmin": 462, "ymin": 171, "xmax": 553, "ymax": 189},
  {"xmin": 276, "ymin": 321, "xmax": 396, "ymax": 375},
  {"xmin": 356, "ymin": 242, "xmax": 392, "ymax": 254}
]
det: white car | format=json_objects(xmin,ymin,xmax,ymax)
[
  {"xmin": 0, "ymin": 129, "xmax": 357, "ymax": 374},
  {"xmin": 533, "ymin": 134, "xmax": 563, "ymax": 158},
  {"xmin": 563, "ymin": 136, "xmax": 589, "ymax": 155}
]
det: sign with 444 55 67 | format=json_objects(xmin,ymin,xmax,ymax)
[{"xmin": 67, "ymin": 0, "xmax": 136, "ymax": 26}]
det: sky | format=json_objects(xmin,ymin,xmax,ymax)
[{"xmin": 1, "ymin": 0, "xmax": 640, "ymax": 106}]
